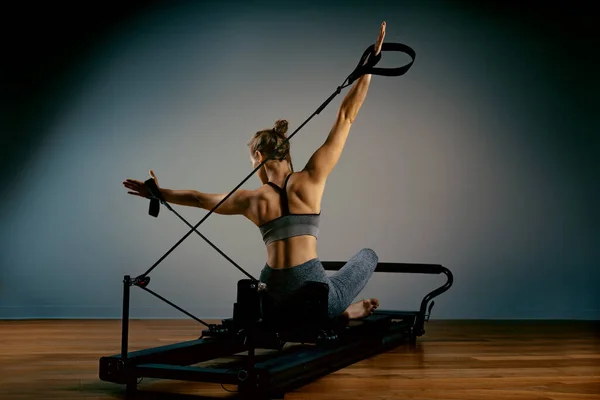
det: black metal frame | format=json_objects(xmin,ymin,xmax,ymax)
[{"xmin": 99, "ymin": 262, "xmax": 453, "ymax": 399}]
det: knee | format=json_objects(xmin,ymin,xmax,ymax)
[{"xmin": 360, "ymin": 248, "xmax": 379, "ymax": 264}]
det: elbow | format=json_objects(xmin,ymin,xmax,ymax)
[
  {"xmin": 338, "ymin": 107, "xmax": 355, "ymax": 125},
  {"xmin": 192, "ymin": 191, "xmax": 205, "ymax": 208}
]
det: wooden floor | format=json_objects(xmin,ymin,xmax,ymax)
[{"xmin": 0, "ymin": 319, "xmax": 598, "ymax": 399}]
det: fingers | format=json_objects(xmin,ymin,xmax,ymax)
[
  {"xmin": 124, "ymin": 178, "xmax": 142, "ymax": 186},
  {"xmin": 127, "ymin": 191, "xmax": 149, "ymax": 199},
  {"xmin": 374, "ymin": 21, "xmax": 386, "ymax": 55},
  {"xmin": 123, "ymin": 180, "xmax": 141, "ymax": 190}
]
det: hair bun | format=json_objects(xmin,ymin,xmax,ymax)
[{"xmin": 273, "ymin": 119, "xmax": 289, "ymax": 136}]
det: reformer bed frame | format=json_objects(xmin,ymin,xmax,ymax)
[{"xmin": 99, "ymin": 262, "xmax": 453, "ymax": 398}]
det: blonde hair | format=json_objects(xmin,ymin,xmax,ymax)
[{"xmin": 248, "ymin": 119, "xmax": 293, "ymax": 171}]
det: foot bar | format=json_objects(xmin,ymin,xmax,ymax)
[
  {"xmin": 322, "ymin": 261, "xmax": 447, "ymax": 274},
  {"xmin": 322, "ymin": 261, "xmax": 454, "ymax": 336}
]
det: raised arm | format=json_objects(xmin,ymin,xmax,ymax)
[{"xmin": 303, "ymin": 22, "xmax": 386, "ymax": 183}]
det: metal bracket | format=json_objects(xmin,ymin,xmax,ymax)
[{"xmin": 425, "ymin": 301, "xmax": 435, "ymax": 322}]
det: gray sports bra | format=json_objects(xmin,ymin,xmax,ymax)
[{"xmin": 258, "ymin": 173, "xmax": 321, "ymax": 245}]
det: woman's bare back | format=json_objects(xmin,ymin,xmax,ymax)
[{"xmin": 246, "ymin": 170, "xmax": 325, "ymax": 269}]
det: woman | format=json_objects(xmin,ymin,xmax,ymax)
[{"xmin": 123, "ymin": 22, "xmax": 386, "ymax": 320}]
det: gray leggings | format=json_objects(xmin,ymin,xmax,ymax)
[{"xmin": 259, "ymin": 248, "xmax": 379, "ymax": 318}]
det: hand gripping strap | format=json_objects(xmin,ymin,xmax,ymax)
[
  {"xmin": 145, "ymin": 178, "xmax": 163, "ymax": 218},
  {"xmin": 347, "ymin": 42, "xmax": 416, "ymax": 85}
]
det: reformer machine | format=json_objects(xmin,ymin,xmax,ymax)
[
  {"xmin": 100, "ymin": 262, "xmax": 453, "ymax": 399},
  {"xmin": 99, "ymin": 40, "xmax": 454, "ymax": 398}
]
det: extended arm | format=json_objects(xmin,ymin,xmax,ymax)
[
  {"xmin": 160, "ymin": 188, "xmax": 251, "ymax": 216},
  {"xmin": 123, "ymin": 172, "xmax": 251, "ymax": 216},
  {"xmin": 303, "ymin": 22, "xmax": 385, "ymax": 183}
]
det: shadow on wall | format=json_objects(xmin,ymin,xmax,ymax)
[{"xmin": 0, "ymin": 0, "xmax": 598, "ymax": 320}]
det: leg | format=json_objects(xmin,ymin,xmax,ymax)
[{"xmin": 326, "ymin": 248, "xmax": 379, "ymax": 318}]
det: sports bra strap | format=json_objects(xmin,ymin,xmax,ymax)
[
  {"xmin": 281, "ymin": 173, "xmax": 293, "ymax": 215},
  {"xmin": 266, "ymin": 182, "xmax": 281, "ymax": 192},
  {"xmin": 266, "ymin": 173, "xmax": 293, "ymax": 216}
]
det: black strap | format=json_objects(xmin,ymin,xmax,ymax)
[
  {"xmin": 282, "ymin": 173, "xmax": 292, "ymax": 190},
  {"xmin": 347, "ymin": 42, "xmax": 416, "ymax": 85},
  {"xmin": 145, "ymin": 178, "xmax": 163, "ymax": 217},
  {"xmin": 266, "ymin": 182, "xmax": 281, "ymax": 192},
  {"xmin": 315, "ymin": 42, "xmax": 416, "ymax": 115},
  {"xmin": 281, "ymin": 173, "xmax": 293, "ymax": 215},
  {"xmin": 136, "ymin": 42, "xmax": 416, "ymax": 282},
  {"xmin": 266, "ymin": 181, "xmax": 286, "ymax": 214},
  {"xmin": 266, "ymin": 175, "xmax": 292, "ymax": 216}
]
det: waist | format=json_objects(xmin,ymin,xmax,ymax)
[
  {"xmin": 260, "ymin": 257, "xmax": 327, "ymax": 291},
  {"xmin": 265, "ymin": 236, "xmax": 318, "ymax": 269},
  {"xmin": 264, "ymin": 257, "xmax": 321, "ymax": 272}
]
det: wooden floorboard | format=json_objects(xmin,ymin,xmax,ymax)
[{"xmin": 0, "ymin": 319, "xmax": 598, "ymax": 399}]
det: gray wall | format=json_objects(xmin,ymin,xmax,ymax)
[{"xmin": 1, "ymin": 1, "xmax": 597, "ymax": 320}]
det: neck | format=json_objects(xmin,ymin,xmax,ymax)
[{"xmin": 264, "ymin": 161, "xmax": 291, "ymax": 184}]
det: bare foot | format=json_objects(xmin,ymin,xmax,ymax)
[{"xmin": 343, "ymin": 298, "xmax": 379, "ymax": 320}]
